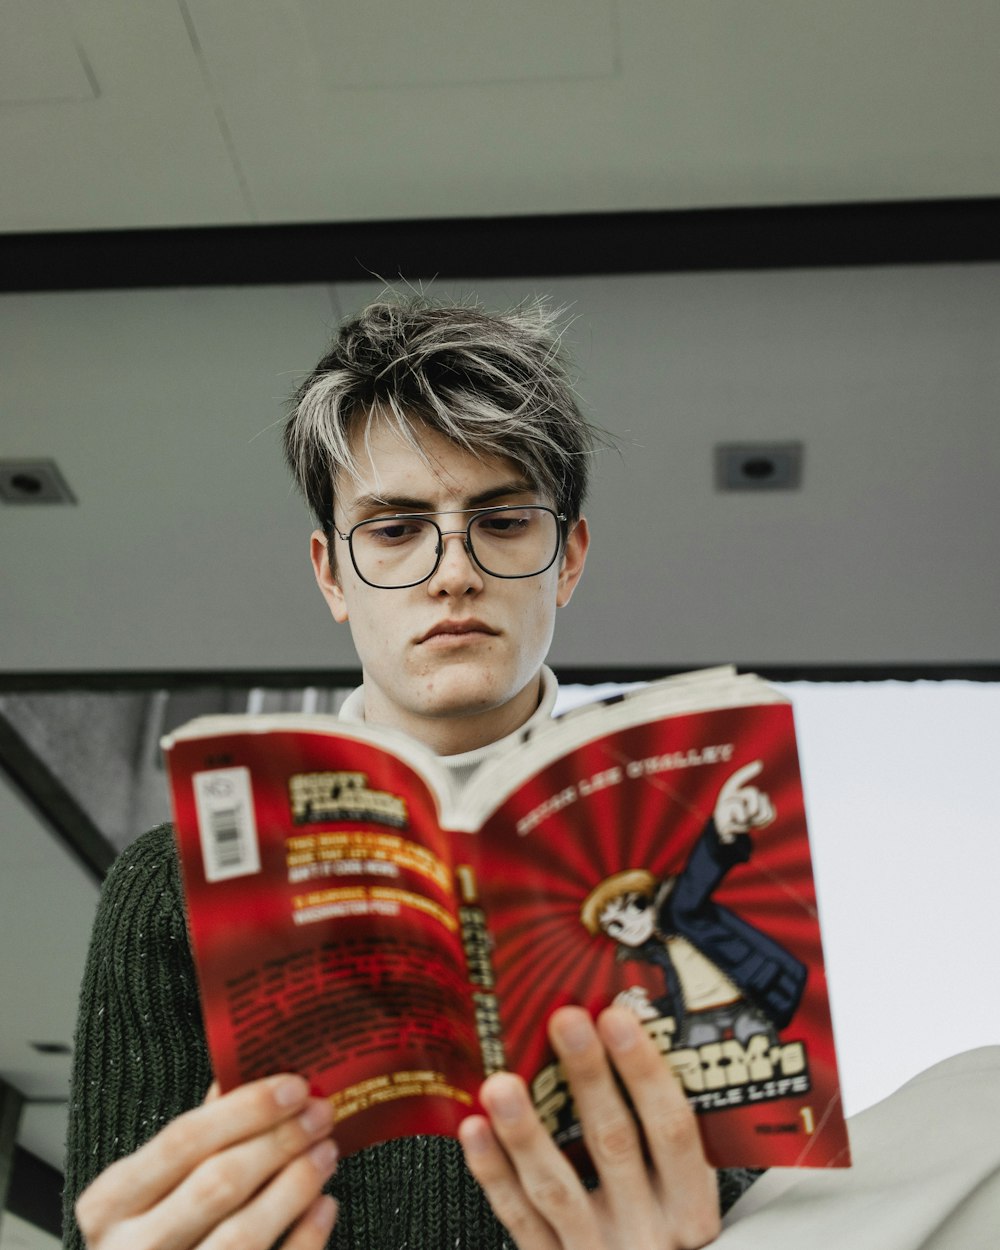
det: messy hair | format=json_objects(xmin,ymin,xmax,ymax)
[{"xmin": 283, "ymin": 296, "xmax": 600, "ymax": 529}]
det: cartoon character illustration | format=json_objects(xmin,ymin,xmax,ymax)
[{"xmin": 580, "ymin": 761, "xmax": 807, "ymax": 1048}]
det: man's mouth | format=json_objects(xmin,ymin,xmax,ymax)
[{"xmin": 418, "ymin": 620, "xmax": 499, "ymax": 644}]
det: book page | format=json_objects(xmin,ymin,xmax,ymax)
[
  {"xmin": 459, "ymin": 670, "xmax": 785, "ymax": 829},
  {"xmin": 165, "ymin": 723, "xmax": 481, "ymax": 1155},
  {"xmin": 469, "ymin": 700, "xmax": 850, "ymax": 1170}
]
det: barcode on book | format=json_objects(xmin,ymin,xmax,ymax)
[{"xmin": 192, "ymin": 767, "xmax": 261, "ymax": 882}]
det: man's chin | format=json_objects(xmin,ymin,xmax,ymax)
[
  {"xmin": 417, "ymin": 686, "xmax": 507, "ymax": 721},
  {"xmin": 408, "ymin": 661, "xmax": 524, "ymax": 720}
]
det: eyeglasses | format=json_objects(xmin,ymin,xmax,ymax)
[{"xmin": 331, "ymin": 504, "xmax": 567, "ymax": 589}]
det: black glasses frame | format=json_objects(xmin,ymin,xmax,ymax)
[{"xmin": 331, "ymin": 504, "xmax": 568, "ymax": 589}]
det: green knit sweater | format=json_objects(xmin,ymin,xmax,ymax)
[{"xmin": 63, "ymin": 824, "xmax": 759, "ymax": 1249}]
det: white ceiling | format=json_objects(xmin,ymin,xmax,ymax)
[
  {"xmin": 2, "ymin": 1, "xmax": 1000, "ymax": 233},
  {"xmin": 1, "ymin": 0, "xmax": 999, "ymax": 1231}
]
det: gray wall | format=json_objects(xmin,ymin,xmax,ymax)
[{"xmin": 3, "ymin": 265, "xmax": 999, "ymax": 673}]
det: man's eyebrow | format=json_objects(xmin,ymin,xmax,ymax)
[
  {"xmin": 350, "ymin": 479, "xmax": 536, "ymax": 515},
  {"xmin": 467, "ymin": 480, "xmax": 537, "ymax": 507}
]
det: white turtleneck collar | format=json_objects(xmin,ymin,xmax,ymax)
[{"xmin": 339, "ymin": 665, "xmax": 559, "ymax": 791}]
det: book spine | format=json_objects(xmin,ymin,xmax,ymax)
[{"xmin": 456, "ymin": 864, "xmax": 507, "ymax": 1076}]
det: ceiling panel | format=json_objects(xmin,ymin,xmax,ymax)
[
  {"xmin": 0, "ymin": 2, "xmax": 247, "ymax": 231},
  {"xmin": 181, "ymin": 0, "xmax": 1000, "ymax": 222},
  {"xmin": 3, "ymin": 1, "xmax": 998, "ymax": 233},
  {"xmin": 0, "ymin": 0, "xmax": 96, "ymax": 105},
  {"xmin": 293, "ymin": 0, "xmax": 618, "ymax": 87}
]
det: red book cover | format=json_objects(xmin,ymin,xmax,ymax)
[{"xmin": 163, "ymin": 671, "xmax": 850, "ymax": 1171}]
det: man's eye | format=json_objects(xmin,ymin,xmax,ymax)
[
  {"xmin": 367, "ymin": 521, "xmax": 424, "ymax": 543},
  {"xmin": 477, "ymin": 511, "xmax": 531, "ymax": 537}
]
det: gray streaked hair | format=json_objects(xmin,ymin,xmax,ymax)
[{"xmin": 283, "ymin": 296, "xmax": 600, "ymax": 529}]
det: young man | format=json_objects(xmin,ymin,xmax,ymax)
[{"xmin": 65, "ymin": 298, "xmax": 735, "ymax": 1250}]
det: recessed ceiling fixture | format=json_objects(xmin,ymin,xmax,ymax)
[
  {"xmin": 0, "ymin": 458, "xmax": 76, "ymax": 504},
  {"xmin": 714, "ymin": 442, "xmax": 803, "ymax": 492}
]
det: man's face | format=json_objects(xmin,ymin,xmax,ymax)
[
  {"xmin": 310, "ymin": 419, "xmax": 588, "ymax": 753},
  {"xmin": 599, "ymin": 893, "xmax": 655, "ymax": 947}
]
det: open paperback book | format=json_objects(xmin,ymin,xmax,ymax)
[{"xmin": 163, "ymin": 667, "xmax": 850, "ymax": 1171}]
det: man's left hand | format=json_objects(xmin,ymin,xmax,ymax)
[{"xmin": 458, "ymin": 1005, "xmax": 720, "ymax": 1250}]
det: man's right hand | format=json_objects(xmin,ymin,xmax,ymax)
[{"xmin": 75, "ymin": 1074, "xmax": 339, "ymax": 1250}]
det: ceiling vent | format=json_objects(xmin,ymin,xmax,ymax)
[
  {"xmin": 714, "ymin": 442, "xmax": 803, "ymax": 491},
  {"xmin": 0, "ymin": 459, "xmax": 76, "ymax": 504}
]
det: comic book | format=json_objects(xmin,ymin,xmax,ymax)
[{"xmin": 162, "ymin": 667, "xmax": 850, "ymax": 1171}]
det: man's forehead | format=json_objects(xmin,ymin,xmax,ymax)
[{"xmin": 336, "ymin": 419, "xmax": 535, "ymax": 515}]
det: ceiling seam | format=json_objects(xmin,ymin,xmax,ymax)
[
  {"xmin": 175, "ymin": 0, "xmax": 258, "ymax": 221},
  {"xmin": 72, "ymin": 35, "xmax": 101, "ymax": 101}
]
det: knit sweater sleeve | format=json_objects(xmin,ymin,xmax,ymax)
[{"xmin": 62, "ymin": 824, "xmax": 213, "ymax": 1250}]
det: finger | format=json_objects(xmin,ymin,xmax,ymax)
[
  {"xmin": 283, "ymin": 1195, "xmax": 339, "ymax": 1250},
  {"xmin": 131, "ymin": 1098, "xmax": 337, "ymax": 1250},
  {"xmin": 197, "ymin": 1141, "xmax": 339, "ymax": 1250},
  {"xmin": 597, "ymin": 1008, "xmax": 720, "ymax": 1244},
  {"xmin": 718, "ymin": 760, "xmax": 763, "ymax": 802},
  {"xmin": 753, "ymin": 794, "xmax": 776, "ymax": 827},
  {"xmin": 204, "ymin": 1081, "xmax": 221, "ymax": 1104},
  {"xmin": 459, "ymin": 1115, "xmax": 560, "ymax": 1250},
  {"xmin": 478, "ymin": 1073, "xmax": 598, "ymax": 1250},
  {"xmin": 548, "ymin": 1008, "xmax": 655, "ymax": 1243},
  {"xmin": 76, "ymin": 1075, "xmax": 311, "ymax": 1233}
]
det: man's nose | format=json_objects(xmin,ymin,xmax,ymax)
[{"xmin": 428, "ymin": 528, "xmax": 484, "ymax": 593}]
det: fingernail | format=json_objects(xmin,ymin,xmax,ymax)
[
  {"xmin": 298, "ymin": 1099, "xmax": 334, "ymax": 1133},
  {"xmin": 273, "ymin": 1075, "xmax": 309, "ymax": 1107},
  {"xmin": 557, "ymin": 1010, "xmax": 593, "ymax": 1053},
  {"xmin": 485, "ymin": 1075, "xmax": 525, "ymax": 1121},
  {"xmin": 458, "ymin": 1117, "xmax": 490, "ymax": 1156},
  {"xmin": 309, "ymin": 1138, "xmax": 339, "ymax": 1177},
  {"xmin": 310, "ymin": 1195, "xmax": 338, "ymax": 1232},
  {"xmin": 602, "ymin": 1009, "xmax": 639, "ymax": 1052}
]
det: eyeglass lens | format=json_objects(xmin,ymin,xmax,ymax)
[{"xmin": 350, "ymin": 507, "xmax": 559, "ymax": 587}]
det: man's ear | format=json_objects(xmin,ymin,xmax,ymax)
[
  {"xmin": 310, "ymin": 529, "xmax": 349, "ymax": 623},
  {"xmin": 556, "ymin": 515, "xmax": 590, "ymax": 608}
]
